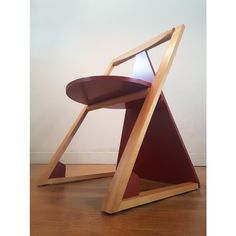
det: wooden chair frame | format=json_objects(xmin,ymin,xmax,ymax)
[{"xmin": 39, "ymin": 24, "xmax": 199, "ymax": 214}]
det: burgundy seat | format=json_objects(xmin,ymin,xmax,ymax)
[{"xmin": 66, "ymin": 75, "xmax": 151, "ymax": 108}]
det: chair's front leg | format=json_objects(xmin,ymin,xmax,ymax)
[{"xmin": 38, "ymin": 106, "xmax": 88, "ymax": 185}]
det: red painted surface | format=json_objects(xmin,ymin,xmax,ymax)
[
  {"xmin": 66, "ymin": 75, "xmax": 151, "ymax": 107},
  {"xmin": 66, "ymin": 52, "xmax": 199, "ymax": 200},
  {"xmin": 123, "ymin": 172, "xmax": 140, "ymax": 199},
  {"xmin": 117, "ymin": 93, "xmax": 200, "ymax": 199},
  {"xmin": 49, "ymin": 162, "xmax": 66, "ymax": 179}
]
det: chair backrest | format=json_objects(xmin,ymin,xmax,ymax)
[{"xmin": 104, "ymin": 25, "xmax": 184, "ymax": 90}]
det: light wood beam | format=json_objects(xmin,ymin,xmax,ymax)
[
  {"xmin": 118, "ymin": 182, "xmax": 198, "ymax": 213},
  {"xmin": 39, "ymin": 106, "xmax": 88, "ymax": 185},
  {"xmin": 102, "ymin": 25, "xmax": 185, "ymax": 213},
  {"xmin": 87, "ymin": 89, "xmax": 149, "ymax": 111},
  {"xmin": 39, "ymin": 171, "xmax": 115, "ymax": 186},
  {"xmin": 112, "ymin": 28, "xmax": 174, "ymax": 66}
]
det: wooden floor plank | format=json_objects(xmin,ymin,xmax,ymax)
[{"xmin": 31, "ymin": 165, "xmax": 206, "ymax": 236}]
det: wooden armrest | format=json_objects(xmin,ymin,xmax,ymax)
[{"xmin": 112, "ymin": 27, "xmax": 175, "ymax": 66}]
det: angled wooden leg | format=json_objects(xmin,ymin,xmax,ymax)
[
  {"xmin": 102, "ymin": 25, "xmax": 193, "ymax": 214},
  {"xmin": 38, "ymin": 106, "xmax": 88, "ymax": 185},
  {"xmin": 38, "ymin": 106, "xmax": 115, "ymax": 186}
]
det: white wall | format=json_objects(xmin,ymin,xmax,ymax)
[{"xmin": 30, "ymin": 0, "xmax": 206, "ymax": 165}]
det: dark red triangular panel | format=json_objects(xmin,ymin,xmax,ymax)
[
  {"xmin": 49, "ymin": 161, "xmax": 66, "ymax": 179},
  {"xmin": 118, "ymin": 92, "xmax": 200, "ymax": 198}
]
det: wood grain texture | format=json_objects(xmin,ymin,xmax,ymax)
[
  {"xmin": 31, "ymin": 165, "xmax": 206, "ymax": 236},
  {"xmin": 87, "ymin": 89, "xmax": 149, "ymax": 110},
  {"xmin": 102, "ymin": 25, "xmax": 185, "ymax": 213},
  {"xmin": 40, "ymin": 25, "xmax": 197, "ymax": 217},
  {"xmin": 39, "ymin": 106, "xmax": 88, "ymax": 185},
  {"xmin": 119, "ymin": 182, "xmax": 198, "ymax": 212},
  {"xmin": 41, "ymin": 172, "xmax": 115, "ymax": 185},
  {"xmin": 104, "ymin": 62, "xmax": 114, "ymax": 75},
  {"xmin": 112, "ymin": 28, "xmax": 174, "ymax": 66}
]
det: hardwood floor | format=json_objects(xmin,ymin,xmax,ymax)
[{"xmin": 31, "ymin": 165, "xmax": 206, "ymax": 236}]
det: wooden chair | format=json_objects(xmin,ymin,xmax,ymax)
[{"xmin": 39, "ymin": 24, "xmax": 200, "ymax": 214}]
